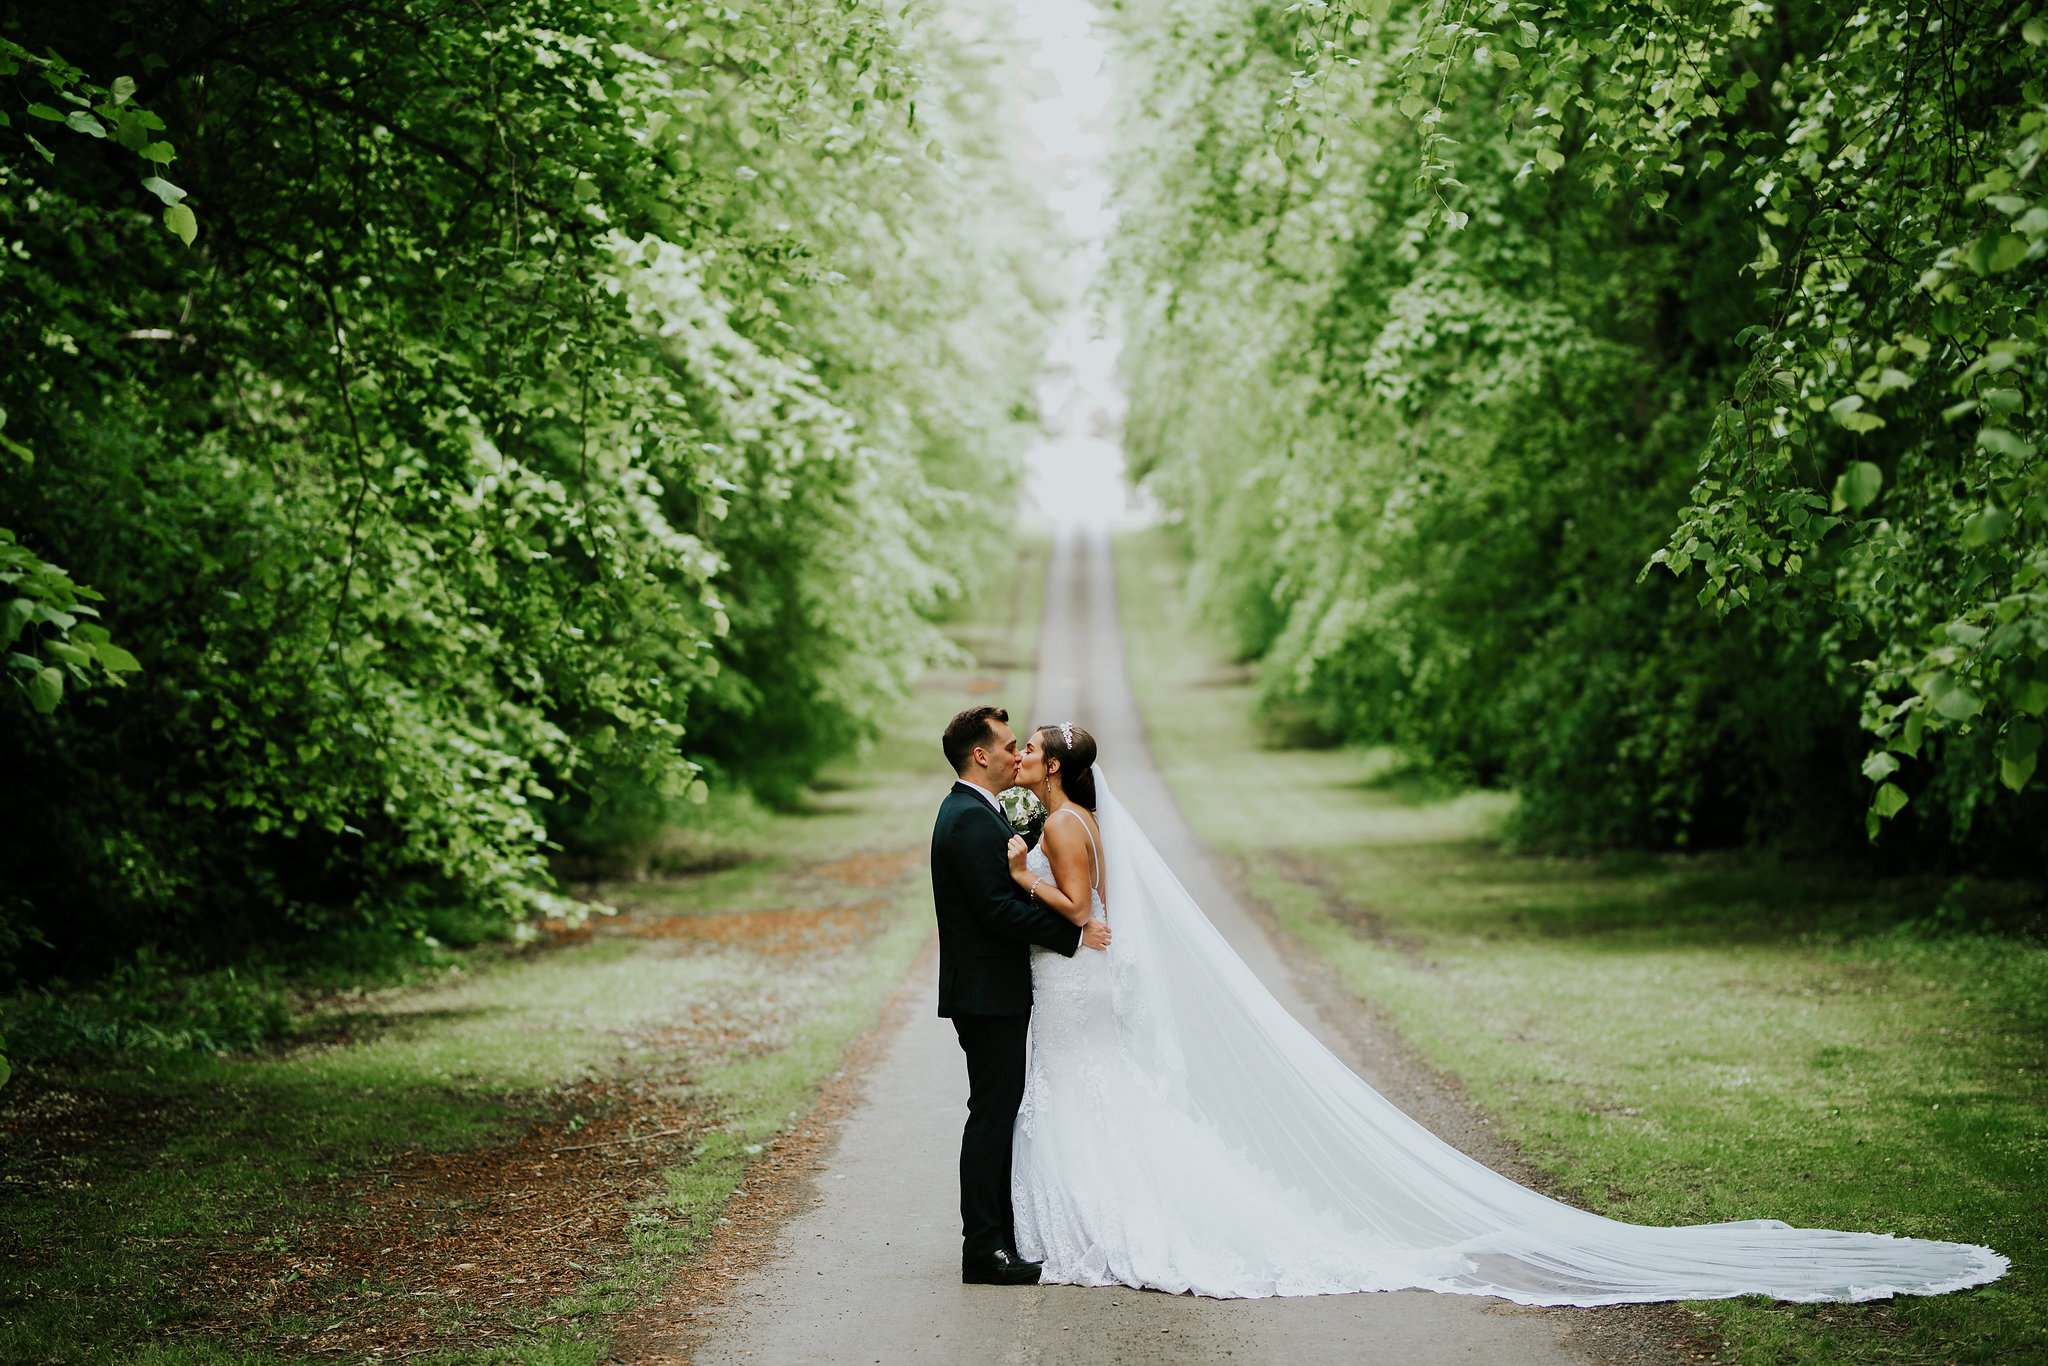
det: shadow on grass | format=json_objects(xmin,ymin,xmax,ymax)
[
  {"xmin": 1323, "ymin": 745, "xmax": 1476, "ymax": 808},
  {"xmin": 1362, "ymin": 838, "xmax": 2048, "ymax": 948},
  {"xmin": 283, "ymin": 1002, "xmax": 515, "ymax": 1051},
  {"xmin": 1521, "ymin": 857, "xmax": 1944, "ymax": 943}
]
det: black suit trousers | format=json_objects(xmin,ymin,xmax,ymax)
[{"xmin": 952, "ymin": 1012, "xmax": 1030, "ymax": 1261}]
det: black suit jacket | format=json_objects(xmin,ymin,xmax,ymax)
[{"xmin": 931, "ymin": 781, "xmax": 1083, "ymax": 1017}]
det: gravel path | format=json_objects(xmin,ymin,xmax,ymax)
[{"xmin": 651, "ymin": 526, "xmax": 1714, "ymax": 1366}]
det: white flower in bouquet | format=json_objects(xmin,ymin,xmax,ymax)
[{"xmin": 998, "ymin": 785, "xmax": 1046, "ymax": 837}]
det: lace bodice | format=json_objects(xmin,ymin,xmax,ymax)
[
  {"xmin": 1021, "ymin": 835, "xmax": 1107, "ymax": 1044},
  {"xmin": 1023, "ymin": 835, "xmax": 1103, "ymax": 922}
]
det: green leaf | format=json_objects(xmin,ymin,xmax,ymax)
[
  {"xmin": 26, "ymin": 666, "xmax": 61, "ymax": 714},
  {"xmin": 24, "ymin": 103, "xmax": 63, "ymax": 122},
  {"xmin": 2027, "ymin": 16, "xmax": 2048, "ymax": 43},
  {"xmin": 64, "ymin": 110, "xmax": 106, "ymax": 138},
  {"xmin": 2017, "ymin": 680, "xmax": 2048, "ymax": 716},
  {"xmin": 45, "ymin": 641, "xmax": 90, "ymax": 668},
  {"xmin": 163, "ymin": 202, "xmax": 197, "ymax": 247},
  {"xmin": 1999, "ymin": 753, "xmax": 2037, "ymax": 792},
  {"xmin": 1861, "ymin": 751, "xmax": 1900, "ymax": 782},
  {"xmin": 1871, "ymin": 782, "xmax": 1910, "ymax": 819},
  {"xmin": 110, "ymin": 75, "xmax": 137, "ymax": 105},
  {"xmin": 1961, "ymin": 506, "xmax": 2013, "ymax": 546},
  {"xmin": 1997, "ymin": 720, "xmax": 2041, "ymax": 762},
  {"xmin": 1967, "ymin": 233, "xmax": 2030, "ymax": 275},
  {"xmin": 1890, "ymin": 705, "xmax": 1926, "ymax": 757},
  {"xmin": 141, "ymin": 141, "xmax": 175, "ymax": 164},
  {"xmin": 1977, "ymin": 428, "xmax": 2038, "ymax": 459},
  {"xmin": 1828, "ymin": 393, "xmax": 1886, "ymax": 433},
  {"xmin": 140, "ymin": 175, "xmax": 186, "ymax": 205},
  {"xmin": 1831, "ymin": 461, "xmax": 1883, "ymax": 512},
  {"xmin": 96, "ymin": 643, "xmax": 142, "ymax": 674},
  {"xmin": 1934, "ymin": 685, "xmax": 1983, "ymax": 721},
  {"xmin": 0, "ymin": 598, "xmax": 30, "ymax": 649},
  {"xmin": 1535, "ymin": 147, "xmax": 1564, "ymax": 173}
]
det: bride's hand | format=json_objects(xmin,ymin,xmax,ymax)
[{"xmin": 1006, "ymin": 834, "xmax": 1029, "ymax": 876}]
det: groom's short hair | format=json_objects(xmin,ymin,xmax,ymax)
[{"xmin": 944, "ymin": 706, "xmax": 1009, "ymax": 774}]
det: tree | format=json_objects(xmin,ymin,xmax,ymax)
[
  {"xmin": 1105, "ymin": 0, "xmax": 2043, "ymax": 860},
  {"xmin": 0, "ymin": 0, "xmax": 1054, "ymax": 976}
]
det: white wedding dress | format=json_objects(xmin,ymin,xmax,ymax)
[{"xmin": 1009, "ymin": 771, "xmax": 2008, "ymax": 1304}]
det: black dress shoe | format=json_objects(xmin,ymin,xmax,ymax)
[{"xmin": 962, "ymin": 1248, "xmax": 1043, "ymax": 1285}]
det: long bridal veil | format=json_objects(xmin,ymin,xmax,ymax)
[{"xmin": 1089, "ymin": 770, "xmax": 2007, "ymax": 1306}]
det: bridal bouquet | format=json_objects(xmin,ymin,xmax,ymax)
[{"xmin": 999, "ymin": 785, "xmax": 1046, "ymax": 847}]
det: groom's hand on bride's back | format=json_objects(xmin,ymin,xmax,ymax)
[{"xmin": 1082, "ymin": 918, "xmax": 1111, "ymax": 951}]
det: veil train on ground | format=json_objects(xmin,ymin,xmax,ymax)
[{"xmin": 1076, "ymin": 769, "xmax": 2007, "ymax": 1306}]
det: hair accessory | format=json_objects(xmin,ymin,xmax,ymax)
[{"xmin": 1060, "ymin": 722, "xmax": 1075, "ymax": 748}]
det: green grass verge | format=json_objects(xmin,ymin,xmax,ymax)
[
  {"xmin": 1114, "ymin": 524, "xmax": 2046, "ymax": 1366},
  {"xmin": 0, "ymin": 534, "xmax": 1047, "ymax": 1365},
  {"xmin": 385, "ymin": 902, "xmax": 935, "ymax": 1366},
  {"xmin": 10, "ymin": 908, "xmax": 930, "ymax": 1366}
]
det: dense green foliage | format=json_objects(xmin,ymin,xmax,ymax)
[
  {"xmin": 1105, "ymin": 0, "xmax": 2046, "ymax": 863},
  {"xmin": 0, "ymin": 0, "xmax": 1054, "ymax": 981}
]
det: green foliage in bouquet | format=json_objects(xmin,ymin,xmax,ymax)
[
  {"xmin": 1000, "ymin": 783, "xmax": 1048, "ymax": 848},
  {"xmin": 1105, "ymin": 0, "xmax": 2044, "ymax": 860},
  {"xmin": 0, "ymin": 0, "xmax": 1054, "ymax": 984}
]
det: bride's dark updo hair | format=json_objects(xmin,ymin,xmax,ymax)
[{"xmin": 1036, "ymin": 723, "xmax": 1098, "ymax": 811}]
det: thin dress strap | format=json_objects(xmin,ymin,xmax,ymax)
[{"xmin": 1053, "ymin": 806, "xmax": 1101, "ymax": 893}]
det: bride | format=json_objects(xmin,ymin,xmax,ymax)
[{"xmin": 999, "ymin": 721, "xmax": 2008, "ymax": 1305}]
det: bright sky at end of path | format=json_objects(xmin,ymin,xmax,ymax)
[{"xmin": 1007, "ymin": 0, "xmax": 1149, "ymax": 529}]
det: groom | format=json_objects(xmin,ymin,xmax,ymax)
[{"xmin": 932, "ymin": 705, "xmax": 1110, "ymax": 1285}]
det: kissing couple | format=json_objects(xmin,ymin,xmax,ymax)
[{"xmin": 927, "ymin": 704, "xmax": 2006, "ymax": 1304}]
